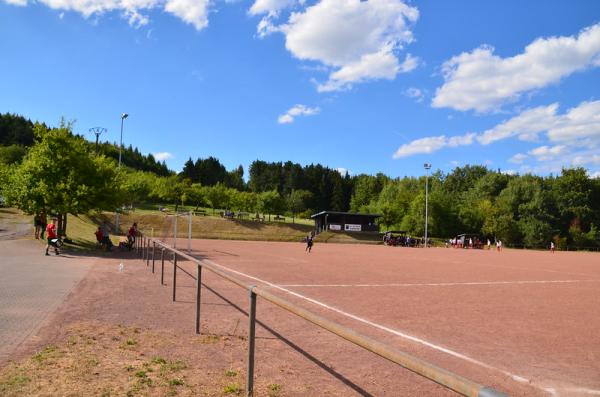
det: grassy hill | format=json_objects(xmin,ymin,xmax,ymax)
[
  {"xmin": 2, "ymin": 208, "xmax": 382, "ymax": 248},
  {"xmin": 66, "ymin": 211, "xmax": 315, "ymax": 246}
]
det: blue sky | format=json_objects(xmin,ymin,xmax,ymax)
[{"xmin": 1, "ymin": 0, "xmax": 599, "ymax": 179}]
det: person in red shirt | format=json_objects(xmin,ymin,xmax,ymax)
[
  {"xmin": 45, "ymin": 217, "xmax": 60, "ymax": 256},
  {"xmin": 127, "ymin": 222, "xmax": 138, "ymax": 250}
]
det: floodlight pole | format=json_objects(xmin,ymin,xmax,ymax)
[
  {"xmin": 424, "ymin": 163, "xmax": 432, "ymax": 248},
  {"xmin": 115, "ymin": 113, "xmax": 128, "ymax": 235}
]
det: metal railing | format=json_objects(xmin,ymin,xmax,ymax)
[{"xmin": 133, "ymin": 233, "xmax": 507, "ymax": 397}]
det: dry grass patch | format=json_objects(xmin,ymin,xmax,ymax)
[{"xmin": 0, "ymin": 322, "xmax": 293, "ymax": 397}]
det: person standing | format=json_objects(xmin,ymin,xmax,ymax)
[
  {"xmin": 34, "ymin": 214, "xmax": 42, "ymax": 239},
  {"xmin": 487, "ymin": 239, "xmax": 491, "ymax": 250},
  {"xmin": 40, "ymin": 212, "xmax": 48, "ymax": 239},
  {"xmin": 101, "ymin": 221, "xmax": 113, "ymax": 251},
  {"xmin": 45, "ymin": 217, "xmax": 60, "ymax": 256},
  {"xmin": 305, "ymin": 233, "xmax": 314, "ymax": 253},
  {"xmin": 550, "ymin": 241, "xmax": 555, "ymax": 253}
]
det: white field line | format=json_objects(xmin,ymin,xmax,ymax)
[
  {"xmin": 278, "ymin": 279, "xmax": 600, "ymax": 288},
  {"xmin": 202, "ymin": 258, "xmax": 600, "ymax": 396},
  {"xmin": 201, "ymin": 259, "xmax": 557, "ymax": 395}
]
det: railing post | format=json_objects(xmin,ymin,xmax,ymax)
[
  {"xmin": 160, "ymin": 248, "xmax": 165, "ymax": 286},
  {"xmin": 246, "ymin": 286, "xmax": 257, "ymax": 397},
  {"xmin": 146, "ymin": 239, "xmax": 151, "ymax": 267},
  {"xmin": 152, "ymin": 242, "xmax": 156, "ymax": 273},
  {"xmin": 172, "ymin": 254, "xmax": 177, "ymax": 302},
  {"xmin": 144, "ymin": 238, "xmax": 148, "ymax": 261},
  {"xmin": 195, "ymin": 264, "xmax": 202, "ymax": 334}
]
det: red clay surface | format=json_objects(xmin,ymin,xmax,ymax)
[{"xmin": 164, "ymin": 239, "xmax": 600, "ymax": 397}]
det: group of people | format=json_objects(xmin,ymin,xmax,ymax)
[
  {"xmin": 94, "ymin": 222, "xmax": 138, "ymax": 251},
  {"xmin": 94, "ymin": 222, "xmax": 114, "ymax": 251},
  {"xmin": 383, "ymin": 234, "xmax": 422, "ymax": 247},
  {"xmin": 447, "ymin": 237, "xmax": 503, "ymax": 251}
]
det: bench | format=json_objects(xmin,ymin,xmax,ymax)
[
  {"xmin": 193, "ymin": 210, "xmax": 207, "ymax": 216},
  {"xmin": 274, "ymin": 215, "xmax": 285, "ymax": 221}
]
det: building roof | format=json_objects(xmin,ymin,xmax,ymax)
[{"xmin": 310, "ymin": 211, "xmax": 382, "ymax": 219}]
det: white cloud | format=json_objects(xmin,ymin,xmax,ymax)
[
  {"xmin": 528, "ymin": 145, "xmax": 566, "ymax": 161},
  {"xmin": 249, "ymin": 0, "xmax": 295, "ymax": 16},
  {"xmin": 501, "ymin": 169, "xmax": 517, "ymax": 176},
  {"xmin": 546, "ymin": 100, "xmax": 600, "ymax": 143},
  {"xmin": 393, "ymin": 136, "xmax": 447, "ymax": 158},
  {"xmin": 448, "ymin": 132, "xmax": 475, "ymax": 147},
  {"xmin": 591, "ymin": 171, "xmax": 600, "ymax": 179},
  {"xmin": 164, "ymin": 0, "xmax": 211, "ymax": 30},
  {"xmin": 572, "ymin": 154, "xmax": 600, "ymax": 166},
  {"xmin": 260, "ymin": 0, "xmax": 419, "ymax": 91},
  {"xmin": 277, "ymin": 104, "xmax": 320, "ymax": 124},
  {"xmin": 336, "ymin": 167, "xmax": 352, "ymax": 176},
  {"xmin": 477, "ymin": 104, "xmax": 558, "ymax": 145},
  {"xmin": 3, "ymin": 0, "xmax": 211, "ymax": 30},
  {"xmin": 405, "ymin": 87, "xmax": 424, "ymax": 102},
  {"xmin": 392, "ymin": 132, "xmax": 475, "ymax": 158},
  {"xmin": 432, "ymin": 23, "xmax": 600, "ymax": 112},
  {"xmin": 508, "ymin": 153, "xmax": 528, "ymax": 164},
  {"xmin": 393, "ymin": 99, "xmax": 600, "ymax": 161},
  {"xmin": 153, "ymin": 152, "xmax": 173, "ymax": 161}
]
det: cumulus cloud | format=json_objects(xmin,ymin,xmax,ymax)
[
  {"xmin": 393, "ymin": 133, "xmax": 474, "ymax": 158},
  {"xmin": 249, "ymin": 0, "xmax": 295, "ymax": 16},
  {"xmin": 477, "ymin": 104, "xmax": 559, "ymax": 145},
  {"xmin": 393, "ymin": 99, "xmax": 600, "ymax": 161},
  {"xmin": 3, "ymin": 0, "xmax": 211, "ymax": 30},
  {"xmin": 153, "ymin": 152, "xmax": 173, "ymax": 161},
  {"xmin": 164, "ymin": 0, "xmax": 211, "ymax": 30},
  {"xmin": 432, "ymin": 23, "xmax": 600, "ymax": 112},
  {"xmin": 277, "ymin": 104, "xmax": 320, "ymax": 124},
  {"xmin": 528, "ymin": 145, "xmax": 566, "ymax": 161},
  {"xmin": 508, "ymin": 153, "xmax": 528, "ymax": 164},
  {"xmin": 252, "ymin": 0, "xmax": 419, "ymax": 91}
]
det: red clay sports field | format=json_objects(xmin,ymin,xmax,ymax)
[{"xmin": 161, "ymin": 238, "xmax": 600, "ymax": 396}]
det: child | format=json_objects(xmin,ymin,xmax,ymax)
[{"xmin": 45, "ymin": 217, "xmax": 60, "ymax": 256}]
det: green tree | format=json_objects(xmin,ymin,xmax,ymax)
[
  {"xmin": 0, "ymin": 145, "xmax": 27, "ymax": 165},
  {"xmin": 258, "ymin": 190, "xmax": 284, "ymax": 221},
  {"xmin": 122, "ymin": 170, "xmax": 158, "ymax": 206},
  {"xmin": 2, "ymin": 122, "xmax": 122, "ymax": 236},
  {"xmin": 286, "ymin": 189, "xmax": 312, "ymax": 223},
  {"xmin": 204, "ymin": 183, "xmax": 231, "ymax": 214}
]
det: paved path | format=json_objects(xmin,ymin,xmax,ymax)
[{"xmin": 0, "ymin": 239, "xmax": 93, "ymax": 363}]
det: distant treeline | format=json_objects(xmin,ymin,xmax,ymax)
[
  {"xmin": 181, "ymin": 158, "xmax": 353, "ymax": 212},
  {"xmin": 2, "ymin": 112, "xmax": 600, "ymax": 248},
  {"xmin": 0, "ymin": 113, "xmax": 171, "ymax": 176}
]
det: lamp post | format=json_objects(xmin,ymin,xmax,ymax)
[
  {"xmin": 89, "ymin": 127, "xmax": 107, "ymax": 154},
  {"xmin": 118, "ymin": 113, "xmax": 128, "ymax": 167},
  {"xmin": 116, "ymin": 113, "xmax": 128, "ymax": 234},
  {"xmin": 424, "ymin": 163, "xmax": 432, "ymax": 248}
]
